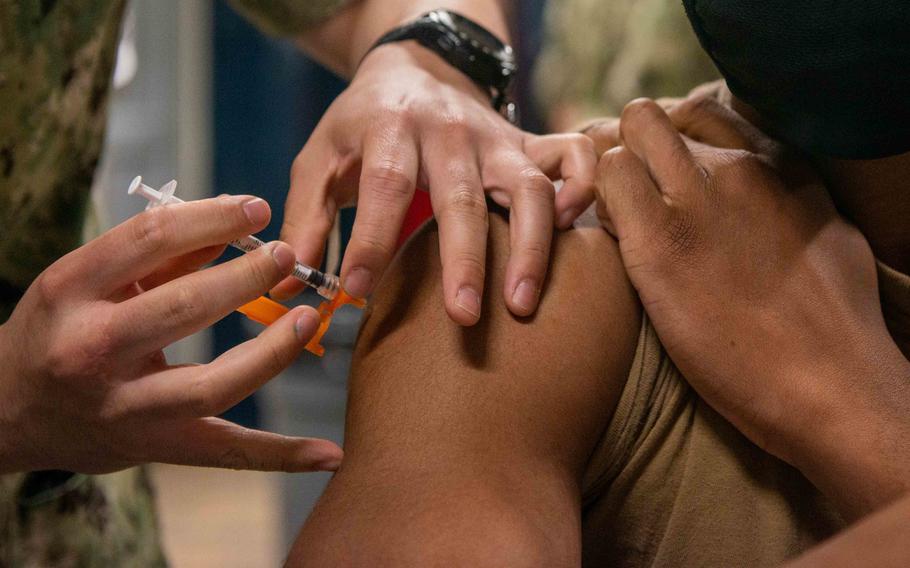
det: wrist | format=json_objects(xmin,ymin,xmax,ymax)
[
  {"xmin": 346, "ymin": 3, "xmax": 511, "ymax": 74},
  {"xmin": 356, "ymin": 41, "xmax": 491, "ymax": 106},
  {"xmin": 784, "ymin": 342, "xmax": 910, "ymax": 518}
]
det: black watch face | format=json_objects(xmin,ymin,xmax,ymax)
[{"xmin": 431, "ymin": 10, "xmax": 516, "ymax": 71}]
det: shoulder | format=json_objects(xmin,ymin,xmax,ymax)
[
  {"xmin": 354, "ymin": 206, "xmax": 642, "ymax": 473},
  {"xmin": 360, "ymin": 206, "xmax": 640, "ymax": 373}
]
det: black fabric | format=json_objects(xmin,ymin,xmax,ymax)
[{"xmin": 682, "ymin": 0, "xmax": 910, "ymax": 159}]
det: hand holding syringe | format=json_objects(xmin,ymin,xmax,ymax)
[{"xmin": 129, "ymin": 176, "xmax": 365, "ymax": 356}]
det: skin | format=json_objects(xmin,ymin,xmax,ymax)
[
  {"xmin": 286, "ymin": 207, "xmax": 640, "ymax": 566},
  {"xmin": 271, "ymin": 0, "xmax": 598, "ymax": 325},
  {"xmin": 0, "ymin": 0, "xmax": 595, "ymax": 475},
  {"xmin": 286, "ymin": 88, "xmax": 910, "ymax": 564},
  {"xmin": 0, "ymin": 197, "xmax": 342, "ymax": 474},
  {"xmin": 783, "ymin": 493, "xmax": 910, "ymax": 568},
  {"xmin": 592, "ymin": 95, "xmax": 910, "ymax": 521}
]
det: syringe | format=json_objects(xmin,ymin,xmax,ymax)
[{"xmin": 128, "ymin": 176, "xmax": 339, "ymax": 300}]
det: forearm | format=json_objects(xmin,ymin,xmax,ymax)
[
  {"xmin": 782, "ymin": 492, "xmax": 910, "ymax": 568},
  {"xmin": 298, "ymin": 0, "xmax": 511, "ymax": 78},
  {"xmin": 784, "ymin": 345, "xmax": 910, "ymax": 520}
]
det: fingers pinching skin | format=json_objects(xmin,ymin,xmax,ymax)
[
  {"xmin": 67, "ymin": 195, "xmax": 272, "ymax": 298},
  {"xmin": 426, "ymin": 151, "xmax": 488, "ymax": 326},
  {"xmin": 340, "ymin": 131, "xmax": 419, "ymax": 299},
  {"xmin": 494, "ymin": 156, "xmax": 555, "ymax": 317},
  {"xmin": 145, "ymin": 417, "xmax": 343, "ymax": 472},
  {"xmin": 110, "ymin": 242, "xmax": 298, "ymax": 358},
  {"xmin": 620, "ymin": 98, "xmax": 701, "ymax": 196},
  {"xmin": 523, "ymin": 134, "xmax": 598, "ymax": 230},
  {"xmin": 116, "ymin": 306, "xmax": 321, "ymax": 420},
  {"xmin": 595, "ymin": 147, "xmax": 667, "ymax": 240}
]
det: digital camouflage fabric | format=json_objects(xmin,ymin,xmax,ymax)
[{"xmin": 0, "ymin": 1, "xmax": 347, "ymax": 565}]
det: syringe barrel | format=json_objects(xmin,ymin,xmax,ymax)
[{"xmin": 234, "ymin": 236, "xmax": 338, "ymax": 300}]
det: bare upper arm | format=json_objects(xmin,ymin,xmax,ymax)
[{"xmin": 288, "ymin": 208, "xmax": 640, "ymax": 566}]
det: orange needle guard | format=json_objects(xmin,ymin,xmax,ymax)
[{"xmin": 237, "ymin": 290, "xmax": 367, "ymax": 357}]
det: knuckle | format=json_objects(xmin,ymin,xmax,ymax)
[
  {"xmin": 47, "ymin": 330, "xmax": 111, "ymax": 382},
  {"xmin": 32, "ymin": 268, "xmax": 67, "ymax": 306},
  {"xmin": 584, "ymin": 119, "xmax": 620, "ymax": 148},
  {"xmin": 44, "ymin": 340, "xmax": 76, "ymax": 380},
  {"xmin": 595, "ymin": 147, "xmax": 619, "ymax": 179},
  {"xmin": 676, "ymin": 93, "xmax": 719, "ymax": 123},
  {"xmin": 219, "ymin": 195, "xmax": 249, "ymax": 228},
  {"xmin": 442, "ymin": 186, "xmax": 488, "ymax": 222},
  {"xmin": 290, "ymin": 152, "xmax": 309, "ymax": 177},
  {"xmin": 245, "ymin": 250, "xmax": 278, "ymax": 290},
  {"xmin": 517, "ymin": 238, "xmax": 550, "ymax": 264},
  {"xmin": 85, "ymin": 312, "xmax": 121, "ymax": 362},
  {"xmin": 596, "ymin": 147, "xmax": 634, "ymax": 181},
  {"xmin": 187, "ymin": 374, "xmax": 222, "ymax": 416},
  {"xmin": 438, "ymin": 108, "xmax": 470, "ymax": 137},
  {"xmin": 96, "ymin": 393, "xmax": 132, "ymax": 428},
  {"xmin": 362, "ymin": 161, "xmax": 413, "ymax": 201},
  {"xmin": 713, "ymin": 149, "xmax": 768, "ymax": 181},
  {"xmin": 621, "ymin": 98, "xmax": 662, "ymax": 126},
  {"xmin": 453, "ymin": 251, "xmax": 486, "ymax": 282},
  {"xmin": 568, "ymin": 132, "xmax": 597, "ymax": 154},
  {"xmin": 382, "ymin": 104, "xmax": 415, "ymax": 129},
  {"xmin": 131, "ymin": 208, "xmax": 173, "ymax": 256},
  {"xmin": 352, "ymin": 230, "xmax": 395, "ymax": 263},
  {"xmin": 218, "ymin": 446, "xmax": 256, "ymax": 471},
  {"xmin": 164, "ymin": 282, "xmax": 204, "ymax": 328},
  {"xmin": 518, "ymin": 169, "xmax": 555, "ymax": 200}
]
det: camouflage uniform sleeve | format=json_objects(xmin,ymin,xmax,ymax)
[
  {"xmin": 226, "ymin": 0, "xmax": 352, "ymax": 36},
  {"xmin": 0, "ymin": 469, "xmax": 167, "ymax": 568}
]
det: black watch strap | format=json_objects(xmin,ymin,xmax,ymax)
[{"xmin": 365, "ymin": 11, "xmax": 518, "ymax": 123}]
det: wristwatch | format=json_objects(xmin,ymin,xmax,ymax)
[{"xmin": 366, "ymin": 10, "xmax": 519, "ymax": 124}]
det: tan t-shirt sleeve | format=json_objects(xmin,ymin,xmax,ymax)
[{"xmin": 580, "ymin": 314, "xmax": 843, "ymax": 567}]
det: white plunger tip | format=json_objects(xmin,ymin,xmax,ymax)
[
  {"xmin": 127, "ymin": 175, "xmax": 162, "ymax": 202},
  {"xmin": 128, "ymin": 176, "xmax": 143, "ymax": 195}
]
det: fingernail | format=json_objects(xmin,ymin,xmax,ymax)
[
  {"xmin": 318, "ymin": 456, "xmax": 342, "ymax": 471},
  {"xmin": 558, "ymin": 208, "xmax": 579, "ymax": 229},
  {"xmin": 511, "ymin": 279, "xmax": 539, "ymax": 314},
  {"xmin": 243, "ymin": 198, "xmax": 269, "ymax": 225},
  {"xmin": 344, "ymin": 267, "xmax": 373, "ymax": 298},
  {"xmin": 295, "ymin": 309, "xmax": 320, "ymax": 341},
  {"xmin": 270, "ymin": 242, "xmax": 296, "ymax": 272},
  {"xmin": 455, "ymin": 287, "xmax": 481, "ymax": 319}
]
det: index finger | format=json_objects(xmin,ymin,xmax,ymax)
[
  {"xmin": 61, "ymin": 195, "xmax": 272, "ymax": 298},
  {"xmin": 619, "ymin": 98, "xmax": 702, "ymax": 197},
  {"xmin": 339, "ymin": 127, "xmax": 418, "ymax": 299}
]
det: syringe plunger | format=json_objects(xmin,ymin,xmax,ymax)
[{"xmin": 128, "ymin": 176, "xmax": 339, "ymax": 300}]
